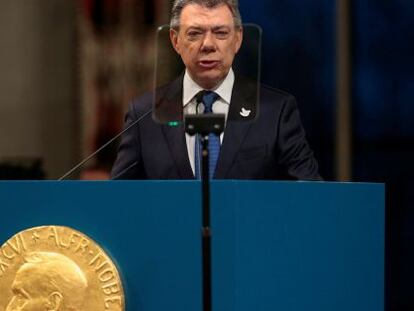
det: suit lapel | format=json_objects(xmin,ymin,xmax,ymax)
[
  {"xmin": 159, "ymin": 75, "xmax": 194, "ymax": 179},
  {"xmin": 161, "ymin": 124, "xmax": 194, "ymax": 179},
  {"xmin": 215, "ymin": 120, "xmax": 252, "ymax": 178},
  {"xmin": 215, "ymin": 76, "xmax": 258, "ymax": 178}
]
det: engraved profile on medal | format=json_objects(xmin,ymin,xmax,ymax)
[
  {"xmin": 0, "ymin": 226, "xmax": 125, "ymax": 311},
  {"xmin": 6, "ymin": 252, "xmax": 87, "ymax": 311}
]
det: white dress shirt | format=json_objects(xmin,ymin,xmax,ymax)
[{"xmin": 183, "ymin": 69, "xmax": 235, "ymax": 176}]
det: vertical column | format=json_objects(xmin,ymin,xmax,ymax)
[{"xmin": 336, "ymin": 0, "xmax": 352, "ymax": 181}]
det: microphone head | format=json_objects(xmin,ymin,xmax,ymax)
[{"xmin": 195, "ymin": 90, "xmax": 206, "ymax": 104}]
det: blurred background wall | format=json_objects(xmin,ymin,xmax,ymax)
[
  {"xmin": 0, "ymin": 0, "xmax": 413, "ymax": 310},
  {"xmin": 0, "ymin": 1, "xmax": 78, "ymax": 178}
]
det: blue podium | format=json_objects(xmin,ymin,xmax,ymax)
[{"xmin": 0, "ymin": 181, "xmax": 384, "ymax": 311}]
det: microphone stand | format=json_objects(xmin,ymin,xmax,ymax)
[
  {"xmin": 58, "ymin": 109, "xmax": 152, "ymax": 180},
  {"xmin": 184, "ymin": 113, "xmax": 225, "ymax": 311}
]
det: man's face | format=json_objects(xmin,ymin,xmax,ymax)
[
  {"xmin": 170, "ymin": 3, "xmax": 243, "ymax": 89},
  {"xmin": 6, "ymin": 266, "xmax": 54, "ymax": 311}
]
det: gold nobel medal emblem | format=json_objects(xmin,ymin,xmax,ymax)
[{"xmin": 0, "ymin": 226, "xmax": 124, "ymax": 311}]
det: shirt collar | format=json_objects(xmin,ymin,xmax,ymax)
[{"xmin": 183, "ymin": 68, "xmax": 235, "ymax": 107}]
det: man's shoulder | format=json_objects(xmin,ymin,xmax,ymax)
[
  {"xmin": 130, "ymin": 76, "xmax": 183, "ymax": 113},
  {"xmin": 125, "ymin": 92, "xmax": 152, "ymax": 122},
  {"xmin": 260, "ymin": 83, "xmax": 296, "ymax": 103},
  {"xmin": 233, "ymin": 74, "xmax": 295, "ymax": 105},
  {"xmin": 254, "ymin": 83, "xmax": 299, "ymax": 120}
]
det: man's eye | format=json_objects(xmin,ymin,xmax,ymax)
[
  {"xmin": 17, "ymin": 294, "xmax": 27, "ymax": 303},
  {"xmin": 187, "ymin": 32, "xmax": 202, "ymax": 40},
  {"xmin": 215, "ymin": 31, "xmax": 230, "ymax": 39}
]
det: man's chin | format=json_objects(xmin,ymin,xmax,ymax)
[{"xmin": 194, "ymin": 74, "xmax": 225, "ymax": 90}]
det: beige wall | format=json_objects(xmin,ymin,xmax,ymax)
[{"xmin": 0, "ymin": 1, "xmax": 78, "ymax": 178}]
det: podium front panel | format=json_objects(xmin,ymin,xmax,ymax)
[{"xmin": 0, "ymin": 181, "xmax": 384, "ymax": 311}]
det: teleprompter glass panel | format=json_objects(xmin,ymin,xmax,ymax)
[{"xmin": 152, "ymin": 24, "xmax": 262, "ymax": 125}]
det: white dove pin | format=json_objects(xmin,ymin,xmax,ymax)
[{"xmin": 240, "ymin": 107, "xmax": 251, "ymax": 117}]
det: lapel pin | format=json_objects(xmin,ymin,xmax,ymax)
[{"xmin": 240, "ymin": 108, "xmax": 251, "ymax": 117}]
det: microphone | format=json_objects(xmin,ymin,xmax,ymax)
[
  {"xmin": 195, "ymin": 90, "xmax": 205, "ymax": 107},
  {"xmin": 111, "ymin": 161, "xmax": 138, "ymax": 180},
  {"xmin": 58, "ymin": 109, "xmax": 152, "ymax": 180}
]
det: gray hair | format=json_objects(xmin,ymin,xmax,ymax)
[{"xmin": 170, "ymin": 0, "xmax": 242, "ymax": 29}]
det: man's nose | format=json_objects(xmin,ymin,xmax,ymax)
[
  {"xmin": 6, "ymin": 297, "xmax": 16, "ymax": 311},
  {"xmin": 200, "ymin": 32, "xmax": 216, "ymax": 52}
]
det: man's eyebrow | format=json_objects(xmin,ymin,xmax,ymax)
[
  {"xmin": 211, "ymin": 25, "xmax": 232, "ymax": 31},
  {"xmin": 186, "ymin": 26, "xmax": 204, "ymax": 32},
  {"xmin": 12, "ymin": 285, "xmax": 30, "ymax": 298},
  {"xmin": 20, "ymin": 288, "xmax": 30, "ymax": 298},
  {"xmin": 11, "ymin": 282, "xmax": 18, "ymax": 292},
  {"xmin": 185, "ymin": 24, "xmax": 232, "ymax": 31}
]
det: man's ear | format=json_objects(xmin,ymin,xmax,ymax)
[
  {"xmin": 170, "ymin": 28, "xmax": 181, "ymax": 55},
  {"xmin": 46, "ymin": 292, "xmax": 63, "ymax": 311}
]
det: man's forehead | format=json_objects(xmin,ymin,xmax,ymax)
[
  {"xmin": 13, "ymin": 266, "xmax": 31, "ymax": 285},
  {"xmin": 180, "ymin": 3, "xmax": 235, "ymax": 26},
  {"xmin": 14, "ymin": 263, "xmax": 41, "ymax": 285},
  {"xmin": 12, "ymin": 265, "xmax": 42, "ymax": 296},
  {"xmin": 11, "ymin": 279, "xmax": 20, "ymax": 290}
]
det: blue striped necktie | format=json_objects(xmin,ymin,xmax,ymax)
[{"xmin": 194, "ymin": 91, "xmax": 220, "ymax": 179}]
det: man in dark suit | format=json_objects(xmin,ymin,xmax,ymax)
[{"xmin": 111, "ymin": 0, "xmax": 321, "ymax": 180}]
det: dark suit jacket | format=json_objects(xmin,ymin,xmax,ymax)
[{"xmin": 111, "ymin": 75, "xmax": 321, "ymax": 180}]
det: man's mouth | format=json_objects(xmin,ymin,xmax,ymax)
[{"xmin": 198, "ymin": 60, "xmax": 219, "ymax": 69}]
